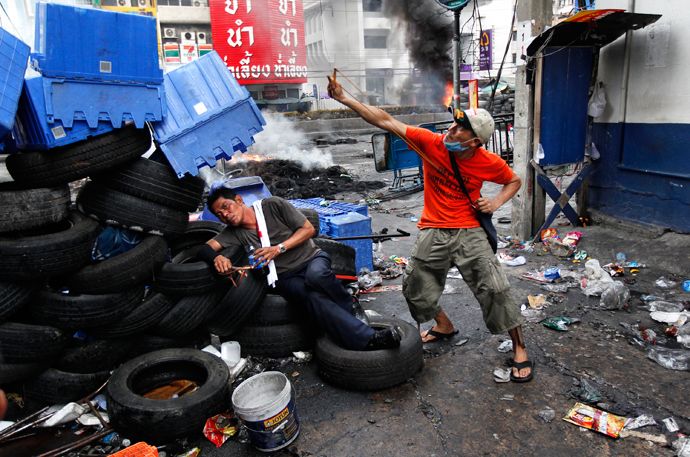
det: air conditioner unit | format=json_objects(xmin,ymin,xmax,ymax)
[
  {"xmin": 182, "ymin": 32, "xmax": 196, "ymax": 42},
  {"xmin": 138, "ymin": 0, "xmax": 148, "ymax": 6},
  {"xmin": 117, "ymin": 0, "xmax": 127, "ymax": 6},
  {"xmin": 193, "ymin": 0, "xmax": 203, "ymax": 6},
  {"xmin": 197, "ymin": 32, "xmax": 207, "ymax": 44},
  {"xmin": 164, "ymin": 28, "xmax": 177, "ymax": 39}
]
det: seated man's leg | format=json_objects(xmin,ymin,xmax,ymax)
[
  {"xmin": 454, "ymin": 228, "xmax": 531, "ymax": 379},
  {"xmin": 302, "ymin": 253, "xmax": 353, "ymax": 312}
]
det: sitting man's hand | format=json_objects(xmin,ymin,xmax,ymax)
[
  {"xmin": 214, "ymin": 255, "xmax": 235, "ymax": 275},
  {"xmin": 252, "ymin": 245, "xmax": 282, "ymax": 268}
]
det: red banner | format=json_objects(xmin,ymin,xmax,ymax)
[{"xmin": 209, "ymin": 0, "xmax": 308, "ymax": 84}]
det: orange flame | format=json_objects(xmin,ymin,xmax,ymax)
[
  {"xmin": 233, "ymin": 154, "xmax": 273, "ymax": 162},
  {"xmin": 442, "ymin": 82, "xmax": 454, "ymax": 107}
]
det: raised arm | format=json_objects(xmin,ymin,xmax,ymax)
[{"xmin": 327, "ymin": 74, "xmax": 408, "ymax": 136}]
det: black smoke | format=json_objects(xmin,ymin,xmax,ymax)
[{"xmin": 383, "ymin": 0, "xmax": 454, "ymax": 105}]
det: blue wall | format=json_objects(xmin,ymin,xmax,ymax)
[{"xmin": 589, "ymin": 122, "xmax": 690, "ymax": 233}]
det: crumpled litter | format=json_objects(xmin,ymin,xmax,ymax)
[
  {"xmin": 568, "ymin": 377, "xmax": 602, "ymax": 403},
  {"xmin": 650, "ymin": 311, "xmax": 688, "ymax": 326},
  {"xmin": 538, "ymin": 409, "xmax": 556, "ymax": 423},
  {"xmin": 42, "ymin": 403, "xmax": 88, "ymax": 427},
  {"xmin": 599, "ymin": 281, "xmax": 630, "ymax": 310},
  {"xmin": 623, "ymin": 414, "xmax": 657, "ymax": 430},
  {"xmin": 358, "ymin": 268, "xmax": 382, "ymax": 290},
  {"xmin": 540, "ymin": 317, "xmax": 580, "ymax": 331},
  {"xmin": 497, "ymin": 340, "xmax": 513, "ymax": 353},
  {"xmin": 497, "ymin": 252, "xmax": 526, "ymax": 266},
  {"xmin": 493, "ymin": 367, "xmax": 511, "ymax": 383},
  {"xmin": 528, "ymin": 295, "xmax": 548, "ymax": 309},
  {"xmin": 521, "ymin": 305, "xmax": 545, "ymax": 322},
  {"xmin": 649, "ymin": 301, "xmax": 685, "ymax": 313},
  {"xmin": 655, "ymin": 277, "xmax": 677, "ymax": 289},
  {"xmin": 203, "ymin": 414, "xmax": 238, "ymax": 447},
  {"xmin": 580, "ymin": 259, "xmax": 614, "ymax": 296},
  {"xmin": 447, "ymin": 267, "xmax": 463, "ymax": 279}
]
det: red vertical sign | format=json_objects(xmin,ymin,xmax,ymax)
[{"xmin": 209, "ymin": 0, "xmax": 308, "ymax": 84}]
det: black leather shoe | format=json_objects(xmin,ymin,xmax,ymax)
[{"xmin": 366, "ymin": 325, "xmax": 402, "ymax": 350}]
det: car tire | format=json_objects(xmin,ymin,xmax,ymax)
[
  {"xmin": 23, "ymin": 368, "xmax": 111, "ymax": 404},
  {"xmin": 107, "ymin": 348, "xmax": 230, "ymax": 444},
  {"xmin": 0, "ymin": 322, "xmax": 67, "ymax": 363},
  {"xmin": 152, "ymin": 285, "xmax": 229, "ymax": 337},
  {"xmin": 54, "ymin": 338, "xmax": 136, "ymax": 374},
  {"xmin": 0, "ymin": 282, "xmax": 36, "ymax": 322},
  {"xmin": 6, "ymin": 124, "xmax": 151, "ymax": 187},
  {"xmin": 315, "ymin": 316, "xmax": 423, "ymax": 390},
  {"xmin": 90, "ymin": 292, "xmax": 176, "ymax": 339},
  {"xmin": 312, "ymin": 238, "xmax": 357, "ymax": 276},
  {"xmin": 231, "ymin": 322, "xmax": 317, "ymax": 358},
  {"xmin": 0, "ymin": 183, "xmax": 70, "ymax": 233},
  {"xmin": 0, "ymin": 211, "xmax": 101, "ymax": 281},
  {"xmin": 246, "ymin": 293, "xmax": 305, "ymax": 327}
]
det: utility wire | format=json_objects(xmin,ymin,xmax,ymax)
[{"xmin": 487, "ymin": 0, "xmax": 517, "ymax": 112}]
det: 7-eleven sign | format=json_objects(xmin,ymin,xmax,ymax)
[
  {"xmin": 164, "ymin": 43, "xmax": 180, "ymax": 64},
  {"xmin": 180, "ymin": 43, "xmax": 198, "ymax": 63}
]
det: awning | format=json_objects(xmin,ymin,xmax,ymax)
[
  {"xmin": 527, "ymin": 10, "xmax": 661, "ymax": 58},
  {"xmin": 255, "ymin": 97, "xmax": 302, "ymax": 105}
]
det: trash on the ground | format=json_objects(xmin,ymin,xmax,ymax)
[
  {"xmin": 447, "ymin": 267, "xmax": 463, "ymax": 279},
  {"xmin": 541, "ymin": 228, "xmax": 560, "ymax": 245},
  {"xmin": 599, "ymin": 281, "xmax": 630, "ymax": 310},
  {"xmin": 229, "ymin": 357, "xmax": 248, "ymax": 383},
  {"xmin": 568, "ymin": 377, "xmax": 602, "ymax": 403},
  {"xmin": 361, "ymin": 285, "xmax": 403, "ymax": 293},
  {"xmin": 615, "ymin": 252, "xmax": 627, "ymax": 263},
  {"xmin": 41, "ymin": 402, "xmax": 88, "ymax": 427},
  {"xmin": 574, "ymin": 250, "xmax": 587, "ymax": 261},
  {"xmin": 497, "ymin": 340, "xmax": 513, "ymax": 353},
  {"xmin": 541, "ymin": 283, "xmax": 569, "ymax": 293},
  {"xmin": 683, "ymin": 280, "xmax": 690, "ymax": 292},
  {"xmin": 545, "ymin": 292, "xmax": 566, "ymax": 304},
  {"xmin": 521, "ymin": 270, "xmax": 551, "ymax": 283},
  {"xmin": 203, "ymin": 344, "xmax": 222, "ymax": 357},
  {"xmin": 647, "ymin": 347, "xmax": 690, "ymax": 371},
  {"xmin": 650, "ymin": 311, "xmax": 688, "ymax": 326},
  {"xmin": 650, "ymin": 301, "xmax": 685, "ymax": 313},
  {"xmin": 663, "ymin": 417, "xmax": 680, "ymax": 433},
  {"xmin": 656, "ymin": 277, "xmax": 678, "ymax": 289},
  {"xmin": 493, "ymin": 367, "xmax": 511, "ymax": 383},
  {"xmin": 580, "ymin": 259, "xmax": 615, "ymax": 296},
  {"xmin": 563, "ymin": 403, "xmax": 626, "ymax": 438},
  {"xmin": 540, "ymin": 317, "xmax": 580, "ymax": 331},
  {"xmin": 528, "ymin": 295, "xmax": 548, "ymax": 309},
  {"xmin": 618, "ymin": 429, "xmax": 668, "ymax": 444},
  {"xmin": 410, "ymin": 216, "xmax": 418, "ymax": 222},
  {"xmin": 602, "ymin": 263, "xmax": 625, "ymax": 277},
  {"xmin": 623, "ymin": 414, "xmax": 657, "ymax": 430},
  {"xmin": 357, "ymin": 268, "xmax": 383, "ymax": 290},
  {"xmin": 292, "ymin": 351, "xmax": 312, "ymax": 363},
  {"xmin": 562, "ymin": 231, "xmax": 582, "ymax": 250},
  {"xmin": 109, "ymin": 442, "xmax": 159, "ymax": 457},
  {"xmin": 521, "ymin": 306, "xmax": 546, "ymax": 322},
  {"xmin": 77, "ymin": 411, "xmax": 110, "ymax": 426},
  {"xmin": 678, "ymin": 335, "xmax": 690, "ymax": 349},
  {"xmin": 203, "ymin": 413, "xmax": 238, "ymax": 447},
  {"xmin": 500, "ymin": 394, "xmax": 514, "ymax": 401},
  {"xmin": 547, "ymin": 237, "xmax": 574, "ymax": 257},
  {"xmin": 621, "ymin": 261, "xmax": 646, "ymax": 268},
  {"xmin": 455, "ymin": 338, "xmax": 468, "ymax": 347},
  {"xmin": 365, "ymin": 309, "xmax": 382, "ymax": 317},
  {"xmin": 221, "ymin": 341, "xmax": 241, "ymax": 369},
  {"xmin": 143, "ymin": 380, "xmax": 198, "ymax": 399},
  {"xmin": 497, "ymin": 252, "xmax": 526, "ymax": 266},
  {"xmin": 102, "ymin": 432, "xmax": 130, "ymax": 447},
  {"xmin": 544, "ymin": 267, "xmax": 561, "ymax": 281},
  {"xmin": 178, "ymin": 447, "xmax": 201, "ymax": 457},
  {"xmin": 538, "ymin": 408, "xmax": 556, "ymax": 423},
  {"xmin": 673, "ymin": 435, "xmax": 690, "ymax": 457}
]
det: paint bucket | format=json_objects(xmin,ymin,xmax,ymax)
[{"xmin": 231, "ymin": 371, "xmax": 299, "ymax": 452}]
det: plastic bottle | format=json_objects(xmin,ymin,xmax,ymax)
[
  {"xmin": 102, "ymin": 432, "xmax": 131, "ymax": 447},
  {"xmin": 615, "ymin": 252, "xmax": 626, "ymax": 263}
]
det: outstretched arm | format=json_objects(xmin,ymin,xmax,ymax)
[{"xmin": 327, "ymin": 73, "xmax": 408, "ymax": 136}]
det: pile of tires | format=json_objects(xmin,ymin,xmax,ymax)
[{"xmin": 0, "ymin": 125, "xmax": 220, "ymax": 404}]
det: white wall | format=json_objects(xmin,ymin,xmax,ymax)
[{"xmin": 597, "ymin": 0, "xmax": 690, "ymax": 124}]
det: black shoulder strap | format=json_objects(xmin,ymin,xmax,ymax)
[{"xmin": 447, "ymin": 150, "xmax": 478, "ymax": 211}]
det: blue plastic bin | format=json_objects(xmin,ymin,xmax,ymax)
[
  {"xmin": 151, "ymin": 51, "xmax": 266, "ymax": 178},
  {"xmin": 14, "ymin": 77, "xmax": 115, "ymax": 150},
  {"xmin": 323, "ymin": 212, "xmax": 373, "ymax": 271},
  {"xmin": 288, "ymin": 199, "xmax": 347, "ymax": 235},
  {"xmin": 389, "ymin": 124, "xmax": 437, "ymax": 171},
  {"xmin": 198, "ymin": 176, "xmax": 272, "ymax": 223},
  {"xmin": 302, "ymin": 198, "xmax": 368, "ymax": 217},
  {"xmin": 0, "ymin": 27, "xmax": 30, "ymax": 140},
  {"xmin": 31, "ymin": 2, "xmax": 162, "ymax": 85},
  {"xmin": 42, "ymin": 77, "xmax": 165, "ymax": 129}
]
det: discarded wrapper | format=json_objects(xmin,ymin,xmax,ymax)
[
  {"xmin": 562, "ymin": 231, "xmax": 582, "ymax": 249},
  {"xmin": 203, "ymin": 413, "xmax": 238, "ymax": 447},
  {"xmin": 563, "ymin": 403, "xmax": 626, "ymax": 438},
  {"xmin": 540, "ymin": 317, "xmax": 579, "ymax": 331},
  {"xmin": 574, "ymin": 250, "xmax": 587, "ymax": 261},
  {"xmin": 541, "ymin": 228, "xmax": 560, "ymax": 245}
]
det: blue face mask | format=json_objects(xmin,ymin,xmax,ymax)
[{"xmin": 444, "ymin": 136, "xmax": 476, "ymax": 153}]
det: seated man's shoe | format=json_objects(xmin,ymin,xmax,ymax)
[{"xmin": 366, "ymin": 325, "xmax": 402, "ymax": 350}]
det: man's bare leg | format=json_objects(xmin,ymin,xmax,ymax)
[
  {"xmin": 421, "ymin": 310, "xmax": 455, "ymax": 342},
  {"xmin": 508, "ymin": 326, "xmax": 531, "ymax": 378}
]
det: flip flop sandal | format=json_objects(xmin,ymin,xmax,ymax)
[
  {"xmin": 421, "ymin": 329, "xmax": 459, "ymax": 342},
  {"xmin": 509, "ymin": 359, "xmax": 534, "ymax": 383}
]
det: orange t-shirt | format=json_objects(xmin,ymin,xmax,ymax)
[{"xmin": 405, "ymin": 126, "xmax": 515, "ymax": 229}]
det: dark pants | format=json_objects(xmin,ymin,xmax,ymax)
[{"xmin": 275, "ymin": 252, "xmax": 375, "ymax": 350}]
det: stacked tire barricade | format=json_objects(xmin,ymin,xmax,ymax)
[{"xmin": 0, "ymin": 3, "xmax": 423, "ymax": 447}]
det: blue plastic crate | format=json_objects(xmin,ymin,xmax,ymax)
[
  {"xmin": 198, "ymin": 176, "xmax": 272, "ymax": 223},
  {"xmin": 324, "ymin": 212, "xmax": 372, "ymax": 238},
  {"xmin": 340, "ymin": 238, "xmax": 374, "ymax": 272},
  {"xmin": 14, "ymin": 77, "xmax": 115, "ymax": 150},
  {"xmin": 0, "ymin": 27, "xmax": 30, "ymax": 139},
  {"xmin": 303, "ymin": 198, "xmax": 368, "ymax": 217},
  {"xmin": 288, "ymin": 199, "xmax": 348, "ymax": 235},
  {"xmin": 41, "ymin": 77, "xmax": 165, "ymax": 129},
  {"xmin": 31, "ymin": 3, "xmax": 162, "ymax": 85},
  {"xmin": 151, "ymin": 51, "xmax": 266, "ymax": 178}
]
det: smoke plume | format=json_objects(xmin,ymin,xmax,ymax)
[{"xmin": 383, "ymin": 0, "xmax": 454, "ymax": 105}]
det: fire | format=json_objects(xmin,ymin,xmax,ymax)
[
  {"xmin": 442, "ymin": 82, "xmax": 454, "ymax": 107},
  {"xmin": 233, "ymin": 154, "xmax": 273, "ymax": 162}
]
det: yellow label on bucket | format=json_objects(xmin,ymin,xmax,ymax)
[{"xmin": 264, "ymin": 406, "xmax": 290, "ymax": 428}]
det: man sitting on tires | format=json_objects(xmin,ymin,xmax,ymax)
[{"xmin": 196, "ymin": 186, "xmax": 402, "ymax": 351}]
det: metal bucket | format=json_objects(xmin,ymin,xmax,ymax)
[{"xmin": 231, "ymin": 371, "xmax": 299, "ymax": 452}]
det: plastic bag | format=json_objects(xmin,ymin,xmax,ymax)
[
  {"xmin": 580, "ymin": 259, "xmax": 614, "ymax": 296},
  {"xmin": 587, "ymin": 82, "xmax": 607, "ymax": 118},
  {"xmin": 92, "ymin": 226, "xmax": 142, "ymax": 261},
  {"xmin": 599, "ymin": 281, "xmax": 630, "ymax": 310}
]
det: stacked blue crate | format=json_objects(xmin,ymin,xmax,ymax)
[
  {"xmin": 14, "ymin": 77, "xmax": 115, "ymax": 150},
  {"xmin": 26, "ymin": 2, "xmax": 165, "ymax": 137},
  {"xmin": 0, "ymin": 27, "xmax": 30, "ymax": 149},
  {"xmin": 302, "ymin": 198, "xmax": 368, "ymax": 217},
  {"xmin": 150, "ymin": 51, "xmax": 266, "ymax": 178},
  {"xmin": 287, "ymin": 199, "xmax": 347, "ymax": 235},
  {"xmin": 323, "ymin": 212, "xmax": 373, "ymax": 272}
]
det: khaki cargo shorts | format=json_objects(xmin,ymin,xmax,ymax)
[{"xmin": 402, "ymin": 227, "xmax": 523, "ymax": 334}]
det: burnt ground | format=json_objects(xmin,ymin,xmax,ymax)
[
  {"xmin": 1, "ymin": 133, "xmax": 689, "ymax": 456},
  {"xmin": 190, "ymin": 135, "xmax": 690, "ymax": 456}
]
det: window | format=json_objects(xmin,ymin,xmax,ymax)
[
  {"xmin": 366, "ymin": 78, "xmax": 384, "ymax": 97},
  {"xmin": 512, "ymin": 30, "xmax": 517, "ymax": 41},
  {"xmin": 364, "ymin": 36, "xmax": 387, "ymax": 49},
  {"xmin": 512, "ymin": 53, "xmax": 517, "ymax": 64},
  {"xmin": 278, "ymin": 90, "xmax": 287, "ymax": 99},
  {"xmin": 363, "ymin": 0, "xmax": 382, "ymax": 12},
  {"xmin": 287, "ymin": 88, "xmax": 299, "ymax": 99}
]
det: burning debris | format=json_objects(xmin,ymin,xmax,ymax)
[{"xmin": 222, "ymin": 159, "xmax": 386, "ymax": 200}]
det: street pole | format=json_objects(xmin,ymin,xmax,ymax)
[{"xmin": 453, "ymin": 10, "xmax": 461, "ymax": 110}]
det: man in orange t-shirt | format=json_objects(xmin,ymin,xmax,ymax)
[{"xmin": 328, "ymin": 77, "xmax": 533, "ymax": 382}]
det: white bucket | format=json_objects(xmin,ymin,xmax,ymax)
[{"xmin": 231, "ymin": 371, "xmax": 299, "ymax": 452}]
